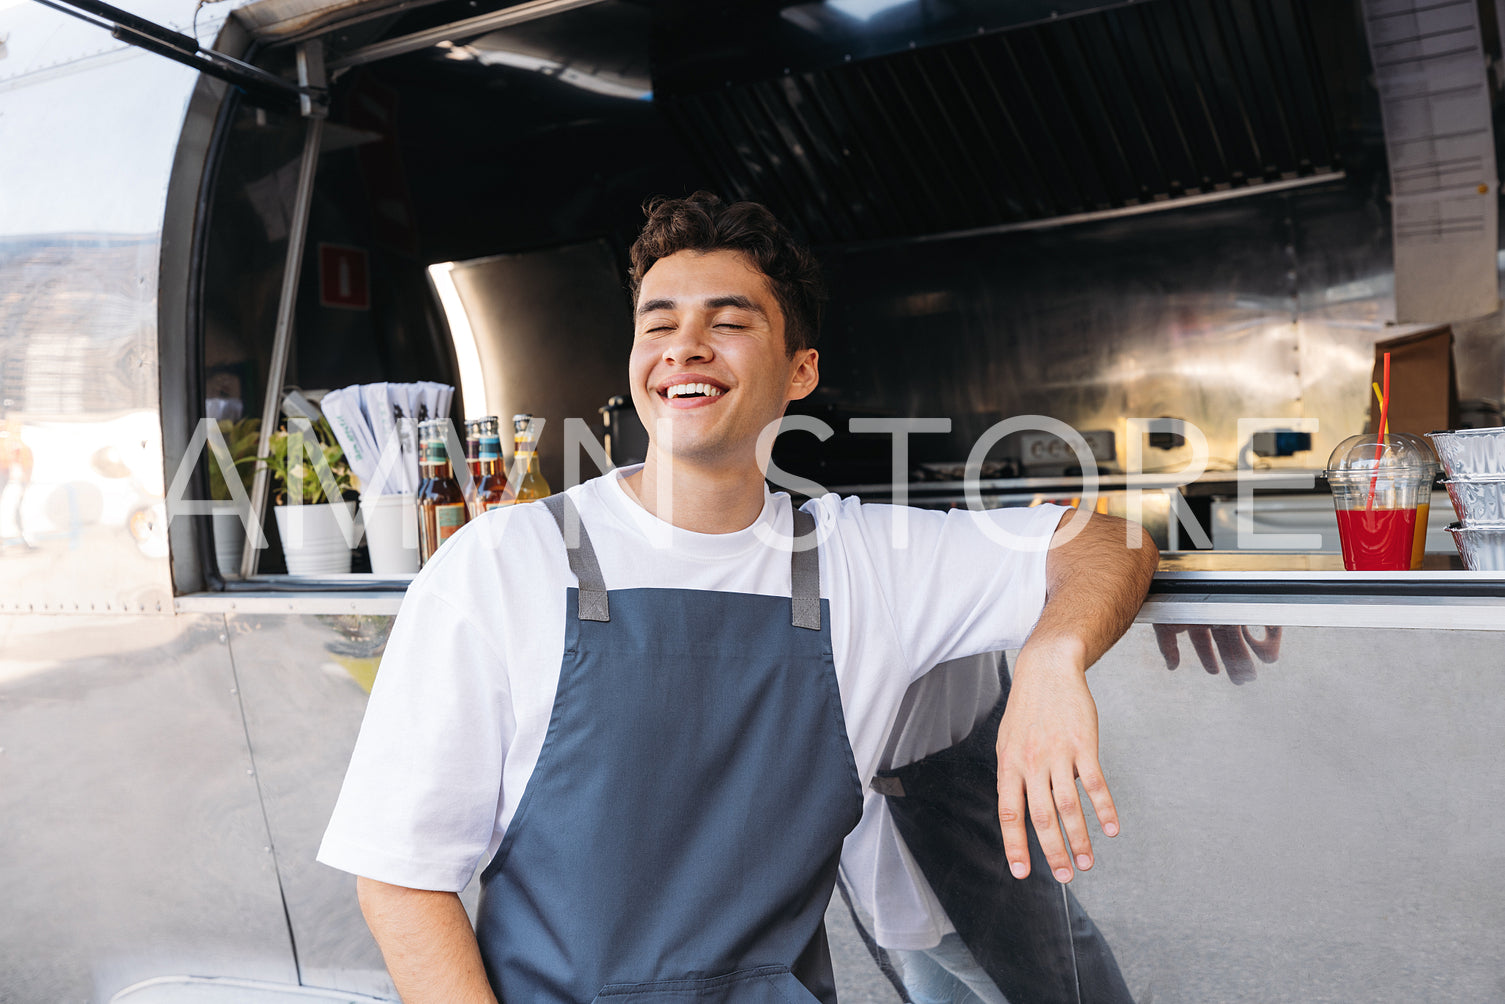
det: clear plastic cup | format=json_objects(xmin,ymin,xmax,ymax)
[
  {"xmin": 1325, "ymin": 433, "xmax": 1435, "ymax": 571},
  {"xmin": 1388, "ymin": 432, "xmax": 1441, "ymax": 569}
]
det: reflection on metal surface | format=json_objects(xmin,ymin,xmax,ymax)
[
  {"xmin": 1076, "ymin": 622, "xmax": 1505, "ymax": 1001},
  {"xmin": 0, "ymin": 0, "xmax": 202, "ymax": 613},
  {"xmin": 428, "ymin": 262, "xmax": 488, "ymax": 420},
  {"xmin": 444, "ymin": 240, "xmax": 629, "ymax": 491},
  {"xmin": 816, "ymin": 183, "xmax": 1424, "ymax": 486},
  {"xmin": 325, "ymin": 0, "xmax": 608, "ymax": 70},
  {"xmin": 111, "ymin": 975, "xmax": 394, "ymax": 1002},
  {"xmin": 225, "ymin": 612, "xmax": 403, "ymax": 997},
  {"xmin": 0, "ymin": 614, "xmax": 296, "ymax": 1000}
]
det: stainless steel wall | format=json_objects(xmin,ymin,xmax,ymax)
[
  {"xmin": 1069, "ymin": 620, "xmax": 1505, "ymax": 1002},
  {"xmin": 202, "ymin": 601, "xmax": 1505, "ymax": 1003},
  {"xmin": 446, "ymin": 240, "xmax": 631, "ymax": 490},
  {"xmin": 817, "ymin": 180, "xmax": 1505, "ymax": 475},
  {"xmin": 222, "ymin": 611, "xmax": 402, "ymax": 998},
  {"xmin": 0, "ymin": 613, "xmax": 297, "ymax": 1001}
]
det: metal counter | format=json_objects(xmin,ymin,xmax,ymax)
[{"xmin": 175, "ymin": 556, "xmax": 1505, "ymax": 632}]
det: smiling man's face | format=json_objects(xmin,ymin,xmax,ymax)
[{"xmin": 630, "ymin": 249, "xmax": 818, "ymax": 474}]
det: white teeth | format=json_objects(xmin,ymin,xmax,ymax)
[{"xmin": 666, "ymin": 383, "xmax": 724, "ymax": 399}]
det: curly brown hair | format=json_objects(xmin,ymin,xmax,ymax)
[{"xmin": 627, "ymin": 192, "xmax": 825, "ymax": 356}]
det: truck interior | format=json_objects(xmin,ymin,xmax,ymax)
[{"xmin": 184, "ymin": 0, "xmax": 1376, "ymax": 578}]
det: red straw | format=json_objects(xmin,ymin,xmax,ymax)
[{"xmin": 1366, "ymin": 351, "xmax": 1392, "ymax": 510}]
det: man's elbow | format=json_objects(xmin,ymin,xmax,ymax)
[
  {"xmin": 1090, "ymin": 512, "xmax": 1159, "ymax": 589},
  {"xmin": 356, "ymin": 874, "xmax": 384, "ymax": 920},
  {"xmin": 356, "ymin": 875, "xmax": 413, "ymax": 926},
  {"xmin": 1133, "ymin": 522, "xmax": 1160, "ymax": 578}
]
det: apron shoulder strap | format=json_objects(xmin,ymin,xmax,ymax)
[
  {"xmin": 790, "ymin": 506, "xmax": 821, "ymax": 631},
  {"xmin": 541, "ymin": 494, "xmax": 610, "ymax": 622}
]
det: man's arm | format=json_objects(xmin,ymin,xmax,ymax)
[
  {"xmin": 357, "ymin": 877, "xmax": 498, "ymax": 1004},
  {"xmin": 996, "ymin": 509, "xmax": 1158, "ymax": 883}
]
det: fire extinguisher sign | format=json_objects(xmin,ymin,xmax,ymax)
[{"xmin": 318, "ymin": 243, "xmax": 370, "ymax": 310}]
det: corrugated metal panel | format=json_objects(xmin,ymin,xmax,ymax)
[{"xmin": 658, "ymin": 0, "xmax": 1357, "ymax": 243}]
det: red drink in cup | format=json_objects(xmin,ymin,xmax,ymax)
[
  {"xmin": 1326, "ymin": 433, "xmax": 1434, "ymax": 571},
  {"xmin": 1334, "ymin": 506, "xmax": 1417, "ymax": 570}
]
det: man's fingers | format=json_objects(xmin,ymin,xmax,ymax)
[
  {"xmin": 1211, "ymin": 625, "xmax": 1255, "ymax": 685},
  {"xmin": 1052, "ymin": 765, "xmax": 1093, "ymax": 875},
  {"xmin": 1242, "ymin": 625, "xmax": 1283, "ymax": 664},
  {"xmin": 1027, "ymin": 773, "xmax": 1072, "ymax": 883},
  {"xmin": 998, "ymin": 772, "xmax": 1031, "ymax": 879},
  {"xmin": 1153, "ymin": 624, "xmax": 1182, "ymax": 670},
  {"xmin": 1188, "ymin": 626, "xmax": 1220, "ymax": 675},
  {"xmin": 1078, "ymin": 757, "xmax": 1119, "ymax": 840}
]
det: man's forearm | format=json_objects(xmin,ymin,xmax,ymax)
[
  {"xmin": 1021, "ymin": 510, "xmax": 1158, "ymax": 672},
  {"xmin": 357, "ymin": 877, "xmax": 497, "ymax": 1004}
]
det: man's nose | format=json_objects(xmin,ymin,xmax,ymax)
[{"xmin": 662, "ymin": 321, "xmax": 713, "ymax": 364}]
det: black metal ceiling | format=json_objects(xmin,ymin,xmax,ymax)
[{"xmin": 656, "ymin": 0, "xmax": 1361, "ymax": 244}]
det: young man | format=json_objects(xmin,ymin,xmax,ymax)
[{"xmin": 318, "ymin": 193, "xmax": 1158, "ymax": 1004}]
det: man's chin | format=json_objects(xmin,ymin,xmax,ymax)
[{"xmin": 646, "ymin": 438, "xmax": 761, "ymax": 474}]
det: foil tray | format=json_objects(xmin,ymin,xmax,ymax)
[
  {"xmin": 1446, "ymin": 521, "xmax": 1505, "ymax": 571},
  {"xmin": 1444, "ymin": 477, "xmax": 1505, "ymax": 524},
  {"xmin": 1428, "ymin": 427, "xmax": 1505, "ymax": 478}
]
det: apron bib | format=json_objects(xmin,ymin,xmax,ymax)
[{"xmin": 477, "ymin": 495, "xmax": 863, "ymax": 1004}]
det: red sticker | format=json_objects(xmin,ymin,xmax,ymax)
[{"xmin": 319, "ymin": 243, "xmax": 370, "ymax": 310}]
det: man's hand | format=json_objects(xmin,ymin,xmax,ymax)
[
  {"xmin": 997, "ymin": 637, "xmax": 1118, "ymax": 885},
  {"xmin": 1154, "ymin": 624, "xmax": 1282, "ymax": 685},
  {"xmin": 998, "ymin": 510, "xmax": 1157, "ymax": 883},
  {"xmin": 357, "ymin": 877, "xmax": 497, "ymax": 1004}
]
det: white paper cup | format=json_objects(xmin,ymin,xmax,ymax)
[{"xmin": 361, "ymin": 493, "xmax": 420, "ymax": 574}]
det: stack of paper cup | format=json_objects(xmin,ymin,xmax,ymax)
[{"xmin": 361, "ymin": 493, "xmax": 420, "ymax": 575}]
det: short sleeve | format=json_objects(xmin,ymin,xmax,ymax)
[
  {"xmin": 317, "ymin": 579, "xmax": 513, "ymax": 891},
  {"xmin": 825, "ymin": 499, "xmax": 1068, "ymax": 680}
]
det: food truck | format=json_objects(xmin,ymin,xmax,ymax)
[{"xmin": 2, "ymin": 0, "xmax": 1503, "ymax": 1000}]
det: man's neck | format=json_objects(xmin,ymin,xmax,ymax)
[{"xmin": 621, "ymin": 453, "xmax": 768, "ymax": 534}]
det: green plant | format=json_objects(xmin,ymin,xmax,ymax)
[
  {"xmin": 209, "ymin": 418, "xmax": 261, "ymax": 502},
  {"xmin": 259, "ymin": 417, "xmax": 355, "ymax": 506}
]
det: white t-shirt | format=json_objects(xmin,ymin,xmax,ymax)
[{"xmin": 317, "ymin": 468, "xmax": 1065, "ymax": 895}]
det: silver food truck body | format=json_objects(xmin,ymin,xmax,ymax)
[{"xmin": 3, "ymin": 1, "xmax": 1505, "ymax": 1001}]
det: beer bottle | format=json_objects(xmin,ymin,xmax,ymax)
[
  {"xmin": 511, "ymin": 414, "xmax": 551, "ymax": 502},
  {"xmin": 415, "ymin": 419, "xmax": 437, "ymax": 503},
  {"xmin": 463, "ymin": 419, "xmax": 483, "ymax": 484},
  {"xmin": 417, "ymin": 420, "xmax": 469, "ymax": 564},
  {"xmin": 473, "ymin": 419, "xmax": 514, "ymax": 513}
]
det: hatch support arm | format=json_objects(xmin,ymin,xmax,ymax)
[
  {"xmin": 240, "ymin": 44, "xmax": 327, "ymax": 578},
  {"xmin": 29, "ymin": 0, "xmax": 322, "ymax": 110}
]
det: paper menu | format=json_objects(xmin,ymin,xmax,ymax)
[{"xmin": 1363, "ymin": 0, "xmax": 1500, "ymax": 323}]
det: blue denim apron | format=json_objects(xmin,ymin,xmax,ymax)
[{"xmin": 476, "ymin": 494, "xmax": 863, "ymax": 1003}]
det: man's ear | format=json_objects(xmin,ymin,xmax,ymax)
[{"xmin": 787, "ymin": 348, "xmax": 819, "ymax": 402}]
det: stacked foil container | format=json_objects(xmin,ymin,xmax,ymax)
[{"xmin": 1428, "ymin": 427, "xmax": 1505, "ymax": 570}]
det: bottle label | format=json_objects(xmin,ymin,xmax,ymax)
[
  {"xmin": 436, "ymin": 503, "xmax": 466, "ymax": 541},
  {"xmin": 483, "ymin": 500, "xmax": 515, "ymax": 511}
]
